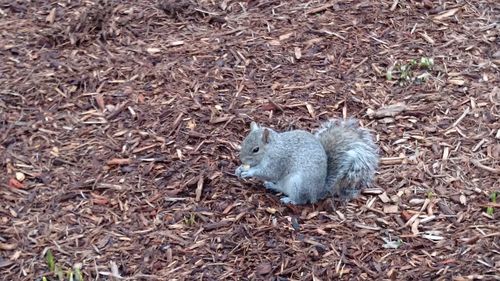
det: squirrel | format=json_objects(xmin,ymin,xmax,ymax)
[{"xmin": 234, "ymin": 118, "xmax": 379, "ymax": 205}]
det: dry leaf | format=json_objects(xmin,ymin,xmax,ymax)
[
  {"xmin": 51, "ymin": 147, "xmax": 60, "ymax": 157},
  {"xmin": 187, "ymin": 119, "xmax": 196, "ymax": 129},
  {"xmin": 409, "ymin": 198, "xmax": 425, "ymax": 205},
  {"xmin": 0, "ymin": 242, "xmax": 17, "ymax": 251},
  {"xmin": 448, "ymin": 79, "xmax": 465, "ymax": 85},
  {"xmin": 169, "ymin": 41, "xmax": 184, "ymax": 46},
  {"xmin": 401, "ymin": 210, "xmax": 413, "ymax": 221},
  {"xmin": 459, "ymin": 194, "xmax": 467, "ymax": 205},
  {"xmin": 95, "ymin": 94, "xmax": 105, "ymax": 111},
  {"xmin": 305, "ymin": 103, "xmax": 315, "ymax": 118},
  {"xmin": 195, "ymin": 175, "xmax": 204, "ymax": 202},
  {"xmin": 255, "ymin": 262, "xmax": 272, "ymax": 275},
  {"xmin": 383, "ymin": 205, "xmax": 399, "ymax": 214},
  {"xmin": 419, "ymin": 32, "xmax": 435, "ymax": 44},
  {"xmin": 46, "ymin": 8, "xmax": 56, "ymax": 24},
  {"xmin": 109, "ymin": 260, "xmax": 122, "ymax": 278},
  {"xmin": 137, "ymin": 93, "xmax": 145, "ymax": 103},
  {"xmin": 146, "ymin": 48, "xmax": 161, "ymax": 54},
  {"xmin": 279, "ymin": 32, "xmax": 294, "ymax": 41},
  {"xmin": 265, "ymin": 207, "xmax": 277, "ymax": 214},
  {"xmin": 434, "ymin": 8, "xmax": 460, "ymax": 20},
  {"xmin": 294, "ymin": 47, "xmax": 302, "ymax": 59},
  {"xmin": 91, "ymin": 193, "xmax": 109, "ymax": 205},
  {"xmin": 106, "ymin": 158, "xmax": 132, "ymax": 165},
  {"xmin": 378, "ymin": 192, "xmax": 391, "ymax": 203},
  {"xmin": 367, "ymin": 103, "xmax": 406, "ymax": 118},
  {"xmin": 268, "ymin": 40, "xmax": 281, "ymax": 46},
  {"xmin": 362, "ymin": 188, "xmax": 384, "ymax": 195},
  {"xmin": 306, "ymin": 211, "xmax": 319, "ymax": 219},
  {"xmin": 8, "ymin": 178, "xmax": 24, "ymax": 189},
  {"xmin": 411, "ymin": 218, "xmax": 420, "ymax": 235}
]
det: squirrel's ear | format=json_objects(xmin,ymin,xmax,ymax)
[
  {"xmin": 262, "ymin": 128, "xmax": 271, "ymax": 144},
  {"xmin": 250, "ymin": 122, "xmax": 259, "ymax": 131}
]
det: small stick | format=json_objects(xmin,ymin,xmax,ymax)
[
  {"xmin": 306, "ymin": 3, "xmax": 334, "ymax": 15},
  {"xmin": 448, "ymin": 106, "xmax": 470, "ymax": 129},
  {"xmin": 471, "ymin": 159, "xmax": 500, "ymax": 174},
  {"xmin": 390, "ymin": 0, "xmax": 399, "ymax": 11},
  {"xmin": 195, "ymin": 175, "xmax": 204, "ymax": 201}
]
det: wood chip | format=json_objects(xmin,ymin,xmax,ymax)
[
  {"xmin": 46, "ymin": 8, "xmax": 56, "ymax": 24},
  {"xmin": 470, "ymin": 159, "xmax": 500, "ymax": 174},
  {"xmin": 367, "ymin": 103, "xmax": 406, "ymax": 118},
  {"xmin": 419, "ymin": 32, "xmax": 435, "ymax": 44},
  {"xmin": 255, "ymin": 262, "xmax": 272, "ymax": 275},
  {"xmin": 411, "ymin": 218, "xmax": 420, "ymax": 235},
  {"xmin": 434, "ymin": 8, "xmax": 460, "ymax": 20},
  {"xmin": 306, "ymin": 3, "xmax": 335, "ymax": 15},
  {"xmin": 279, "ymin": 32, "xmax": 294, "ymax": 41},
  {"xmin": 106, "ymin": 158, "xmax": 132, "ymax": 165},
  {"xmin": 383, "ymin": 205, "xmax": 399, "ymax": 214},
  {"xmin": 146, "ymin": 48, "xmax": 162, "ymax": 54},
  {"xmin": 195, "ymin": 175, "xmax": 204, "ymax": 202},
  {"xmin": 294, "ymin": 47, "xmax": 302, "ymax": 59},
  {"xmin": 448, "ymin": 79, "xmax": 466, "ymax": 86},
  {"xmin": 378, "ymin": 192, "xmax": 391, "ymax": 203},
  {"xmin": 362, "ymin": 188, "xmax": 384, "ymax": 195},
  {"xmin": 305, "ymin": 102, "xmax": 316, "ymax": 118}
]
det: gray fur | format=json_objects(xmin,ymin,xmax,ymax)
[
  {"xmin": 314, "ymin": 118, "xmax": 379, "ymax": 200},
  {"xmin": 235, "ymin": 118, "xmax": 379, "ymax": 204}
]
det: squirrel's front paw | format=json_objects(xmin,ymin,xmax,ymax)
[
  {"xmin": 263, "ymin": 181, "xmax": 277, "ymax": 191},
  {"xmin": 235, "ymin": 166, "xmax": 243, "ymax": 178},
  {"xmin": 235, "ymin": 166, "xmax": 253, "ymax": 178},
  {"xmin": 235, "ymin": 164, "xmax": 251, "ymax": 178},
  {"xmin": 239, "ymin": 170, "xmax": 254, "ymax": 178}
]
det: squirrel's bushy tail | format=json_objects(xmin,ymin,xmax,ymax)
[{"xmin": 315, "ymin": 118, "xmax": 379, "ymax": 200}]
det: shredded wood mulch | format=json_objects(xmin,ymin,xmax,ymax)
[{"xmin": 1, "ymin": 1, "xmax": 499, "ymax": 280}]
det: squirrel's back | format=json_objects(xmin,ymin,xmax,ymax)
[
  {"xmin": 315, "ymin": 118, "xmax": 379, "ymax": 200},
  {"xmin": 278, "ymin": 130, "xmax": 328, "ymax": 174},
  {"xmin": 261, "ymin": 129, "xmax": 329, "ymax": 203}
]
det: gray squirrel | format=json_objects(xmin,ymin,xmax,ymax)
[{"xmin": 235, "ymin": 118, "xmax": 379, "ymax": 205}]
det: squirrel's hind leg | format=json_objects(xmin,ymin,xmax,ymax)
[
  {"xmin": 263, "ymin": 181, "xmax": 280, "ymax": 192},
  {"xmin": 280, "ymin": 197, "xmax": 298, "ymax": 205},
  {"xmin": 330, "ymin": 196, "xmax": 350, "ymax": 210},
  {"xmin": 338, "ymin": 188, "xmax": 361, "ymax": 201},
  {"xmin": 263, "ymin": 174, "xmax": 309, "ymax": 205},
  {"xmin": 264, "ymin": 181, "xmax": 300, "ymax": 205},
  {"xmin": 280, "ymin": 174, "xmax": 310, "ymax": 205}
]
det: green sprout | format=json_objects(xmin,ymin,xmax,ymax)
[
  {"xmin": 45, "ymin": 250, "xmax": 56, "ymax": 272},
  {"xmin": 487, "ymin": 192, "xmax": 497, "ymax": 216},
  {"xmin": 419, "ymin": 57, "xmax": 434, "ymax": 69},
  {"xmin": 386, "ymin": 69, "xmax": 393, "ymax": 81},
  {"xmin": 426, "ymin": 190, "xmax": 434, "ymax": 199},
  {"xmin": 183, "ymin": 213, "xmax": 196, "ymax": 226},
  {"xmin": 386, "ymin": 56, "xmax": 435, "ymax": 85},
  {"xmin": 74, "ymin": 266, "xmax": 83, "ymax": 281},
  {"xmin": 382, "ymin": 237, "xmax": 404, "ymax": 249},
  {"xmin": 44, "ymin": 249, "xmax": 84, "ymax": 281}
]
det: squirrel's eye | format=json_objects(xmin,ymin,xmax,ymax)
[{"xmin": 252, "ymin": 147, "xmax": 259, "ymax": 153}]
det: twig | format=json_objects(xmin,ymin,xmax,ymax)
[
  {"xmin": 306, "ymin": 2, "xmax": 335, "ymax": 15},
  {"xmin": 390, "ymin": 0, "xmax": 399, "ymax": 11},
  {"xmin": 471, "ymin": 159, "xmax": 500, "ymax": 174},
  {"xmin": 447, "ymin": 106, "xmax": 470, "ymax": 129}
]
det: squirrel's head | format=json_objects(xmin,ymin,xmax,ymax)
[{"xmin": 239, "ymin": 121, "xmax": 274, "ymax": 167}]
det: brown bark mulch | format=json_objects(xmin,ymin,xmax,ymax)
[{"xmin": 1, "ymin": 0, "xmax": 499, "ymax": 280}]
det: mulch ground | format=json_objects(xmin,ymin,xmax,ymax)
[{"xmin": 1, "ymin": 0, "xmax": 499, "ymax": 280}]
